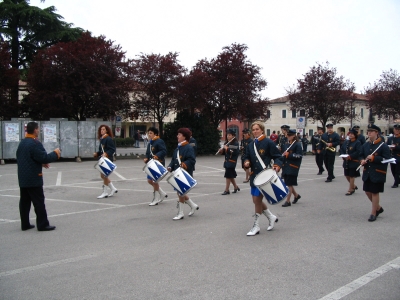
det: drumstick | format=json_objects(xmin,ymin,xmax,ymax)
[{"xmin": 356, "ymin": 142, "xmax": 384, "ymax": 171}]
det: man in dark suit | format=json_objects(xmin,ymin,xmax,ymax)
[
  {"xmin": 318, "ymin": 123, "xmax": 340, "ymax": 182},
  {"xmin": 353, "ymin": 125, "xmax": 366, "ymax": 145},
  {"xmin": 16, "ymin": 122, "xmax": 61, "ymax": 231},
  {"xmin": 313, "ymin": 126, "xmax": 325, "ymax": 174}
]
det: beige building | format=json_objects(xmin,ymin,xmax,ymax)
[{"xmin": 265, "ymin": 94, "xmax": 394, "ymax": 137}]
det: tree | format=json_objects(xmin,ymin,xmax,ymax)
[
  {"xmin": 24, "ymin": 32, "xmax": 132, "ymax": 120},
  {"xmin": 0, "ymin": 42, "xmax": 19, "ymax": 120},
  {"xmin": 0, "ymin": 0, "xmax": 83, "ymax": 117},
  {"xmin": 163, "ymin": 110, "xmax": 220, "ymax": 156},
  {"xmin": 365, "ymin": 69, "xmax": 400, "ymax": 120},
  {"xmin": 130, "ymin": 52, "xmax": 186, "ymax": 137},
  {"xmin": 286, "ymin": 62, "xmax": 356, "ymax": 129},
  {"xmin": 190, "ymin": 43, "xmax": 269, "ymax": 129}
]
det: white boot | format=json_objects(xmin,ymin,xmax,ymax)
[
  {"xmin": 173, "ymin": 201, "xmax": 184, "ymax": 220},
  {"xmin": 97, "ymin": 185, "xmax": 109, "ymax": 199},
  {"xmin": 263, "ymin": 209, "xmax": 278, "ymax": 231},
  {"xmin": 186, "ymin": 199, "xmax": 199, "ymax": 216},
  {"xmin": 157, "ymin": 188, "xmax": 168, "ymax": 203},
  {"xmin": 108, "ymin": 182, "xmax": 118, "ymax": 197},
  {"xmin": 247, "ymin": 213, "xmax": 261, "ymax": 236},
  {"xmin": 149, "ymin": 192, "xmax": 160, "ymax": 206}
]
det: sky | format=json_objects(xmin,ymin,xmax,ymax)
[{"xmin": 33, "ymin": 0, "xmax": 400, "ymax": 100}]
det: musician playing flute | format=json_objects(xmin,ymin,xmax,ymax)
[
  {"xmin": 243, "ymin": 121, "xmax": 283, "ymax": 236},
  {"xmin": 279, "ymin": 129, "xmax": 303, "ymax": 207},
  {"xmin": 360, "ymin": 124, "xmax": 391, "ymax": 222},
  {"xmin": 218, "ymin": 129, "xmax": 240, "ymax": 195},
  {"xmin": 318, "ymin": 123, "xmax": 340, "ymax": 182},
  {"xmin": 167, "ymin": 128, "xmax": 199, "ymax": 220},
  {"xmin": 386, "ymin": 124, "xmax": 400, "ymax": 188},
  {"xmin": 93, "ymin": 125, "xmax": 118, "ymax": 199},
  {"xmin": 144, "ymin": 127, "xmax": 168, "ymax": 206},
  {"xmin": 340, "ymin": 128, "xmax": 362, "ymax": 196}
]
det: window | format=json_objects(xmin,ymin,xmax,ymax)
[
  {"xmin": 300, "ymin": 109, "xmax": 305, "ymax": 116},
  {"xmin": 292, "ymin": 110, "xmax": 296, "ymax": 118},
  {"xmin": 266, "ymin": 110, "xmax": 271, "ymax": 119},
  {"xmin": 361, "ymin": 108, "xmax": 364, "ymax": 118},
  {"xmin": 282, "ymin": 110, "xmax": 286, "ymax": 118},
  {"xmin": 309, "ymin": 129, "xmax": 313, "ymax": 136},
  {"xmin": 267, "ymin": 129, "xmax": 271, "ymax": 137}
]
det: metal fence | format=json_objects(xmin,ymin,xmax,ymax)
[{"xmin": 1, "ymin": 120, "xmax": 112, "ymax": 159}]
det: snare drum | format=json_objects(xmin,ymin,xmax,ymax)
[
  {"xmin": 253, "ymin": 169, "xmax": 288, "ymax": 205},
  {"xmin": 143, "ymin": 159, "xmax": 168, "ymax": 183},
  {"xmin": 166, "ymin": 167, "xmax": 197, "ymax": 196},
  {"xmin": 94, "ymin": 157, "xmax": 117, "ymax": 177}
]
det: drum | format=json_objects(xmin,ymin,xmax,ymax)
[
  {"xmin": 253, "ymin": 169, "xmax": 288, "ymax": 205},
  {"xmin": 166, "ymin": 167, "xmax": 197, "ymax": 196},
  {"xmin": 143, "ymin": 159, "xmax": 168, "ymax": 183},
  {"xmin": 94, "ymin": 157, "xmax": 117, "ymax": 177}
]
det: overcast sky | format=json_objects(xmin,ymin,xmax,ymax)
[{"xmin": 33, "ymin": 0, "xmax": 400, "ymax": 100}]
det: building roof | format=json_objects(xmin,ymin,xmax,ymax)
[{"xmin": 268, "ymin": 93, "xmax": 368, "ymax": 103}]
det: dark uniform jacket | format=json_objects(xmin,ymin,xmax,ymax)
[
  {"xmin": 360, "ymin": 138, "xmax": 391, "ymax": 183},
  {"xmin": 357, "ymin": 134, "xmax": 366, "ymax": 145},
  {"xmin": 240, "ymin": 137, "xmax": 253, "ymax": 162},
  {"xmin": 16, "ymin": 135, "xmax": 59, "ymax": 188},
  {"xmin": 168, "ymin": 141, "xmax": 196, "ymax": 176},
  {"xmin": 340, "ymin": 138, "xmax": 362, "ymax": 169},
  {"xmin": 146, "ymin": 137, "xmax": 167, "ymax": 166},
  {"xmin": 222, "ymin": 139, "xmax": 239, "ymax": 169},
  {"xmin": 243, "ymin": 135, "xmax": 283, "ymax": 188},
  {"xmin": 96, "ymin": 135, "xmax": 116, "ymax": 161},
  {"xmin": 277, "ymin": 134, "xmax": 287, "ymax": 152},
  {"xmin": 387, "ymin": 134, "xmax": 400, "ymax": 163},
  {"xmin": 311, "ymin": 134, "xmax": 321, "ymax": 151},
  {"xmin": 318, "ymin": 132, "xmax": 340, "ymax": 155},
  {"xmin": 278, "ymin": 141, "xmax": 303, "ymax": 177}
]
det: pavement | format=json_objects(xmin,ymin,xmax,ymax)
[{"xmin": 1, "ymin": 155, "xmax": 399, "ymax": 300}]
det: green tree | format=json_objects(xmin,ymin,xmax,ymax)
[
  {"xmin": 163, "ymin": 110, "xmax": 220, "ymax": 156},
  {"xmin": 0, "ymin": 0, "xmax": 83, "ymax": 117}
]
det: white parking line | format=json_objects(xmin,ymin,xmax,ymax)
[
  {"xmin": 112, "ymin": 170, "xmax": 127, "ymax": 180},
  {"xmin": 319, "ymin": 256, "xmax": 400, "ymax": 300},
  {"xmin": 0, "ymin": 254, "xmax": 96, "ymax": 278},
  {"xmin": 56, "ymin": 171, "xmax": 62, "ymax": 186}
]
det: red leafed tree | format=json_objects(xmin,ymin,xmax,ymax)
[
  {"xmin": 0, "ymin": 42, "xmax": 19, "ymax": 120},
  {"xmin": 130, "ymin": 52, "xmax": 186, "ymax": 137},
  {"xmin": 25, "ymin": 32, "xmax": 132, "ymax": 120},
  {"xmin": 187, "ymin": 43, "xmax": 269, "ymax": 128},
  {"xmin": 286, "ymin": 62, "xmax": 356, "ymax": 129},
  {"xmin": 365, "ymin": 69, "xmax": 400, "ymax": 120}
]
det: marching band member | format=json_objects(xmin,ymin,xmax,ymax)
[
  {"xmin": 93, "ymin": 125, "xmax": 118, "ymax": 199},
  {"xmin": 312, "ymin": 126, "xmax": 325, "ymax": 175},
  {"xmin": 277, "ymin": 125, "xmax": 290, "ymax": 152},
  {"xmin": 340, "ymin": 128, "xmax": 362, "ymax": 195},
  {"xmin": 243, "ymin": 121, "xmax": 283, "ymax": 236},
  {"xmin": 360, "ymin": 124, "xmax": 391, "ymax": 222},
  {"xmin": 386, "ymin": 124, "xmax": 400, "ymax": 188},
  {"xmin": 318, "ymin": 123, "xmax": 340, "ymax": 182},
  {"xmin": 279, "ymin": 129, "xmax": 303, "ymax": 207},
  {"xmin": 352, "ymin": 125, "xmax": 366, "ymax": 145},
  {"xmin": 167, "ymin": 128, "xmax": 199, "ymax": 220},
  {"xmin": 241, "ymin": 128, "xmax": 253, "ymax": 183},
  {"xmin": 218, "ymin": 129, "xmax": 240, "ymax": 195},
  {"xmin": 144, "ymin": 127, "xmax": 168, "ymax": 206}
]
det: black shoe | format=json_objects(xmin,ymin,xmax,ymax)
[
  {"xmin": 354, "ymin": 186, "xmax": 358, "ymax": 190},
  {"xmin": 38, "ymin": 225, "xmax": 56, "ymax": 231},
  {"xmin": 332, "ymin": 176, "xmax": 336, "ymax": 179},
  {"xmin": 317, "ymin": 172, "xmax": 323, "ymax": 175},
  {"xmin": 221, "ymin": 191, "xmax": 230, "ymax": 195},
  {"xmin": 325, "ymin": 179, "xmax": 332, "ymax": 182},
  {"xmin": 232, "ymin": 187, "xmax": 240, "ymax": 193},
  {"xmin": 282, "ymin": 201, "xmax": 291, "ymax": 207},
  {"xmin": 368, "ymin": 215, "xmax": 377, "ymax": 222},
  {"xmin": 376, "ymin": 207, "xmax": 384, "ymax": 217},
  {"xmin": 293, "ymin": 195, "xmax": 301, "ymax": 204},
  {"xmin": 391, "ymin": 184, "xmax": 398, "ymax": 188},
  {"xmin": 22, "ymin": 225, "xmax": 35, "ymax": 231}
]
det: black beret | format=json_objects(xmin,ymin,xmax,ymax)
[
  {"xmin": 280, "ymin": 125, "xmax": 290, "ymax": 129},
  {"xmin": 352, "ymin": 125, "xmax": 360, "ymax": 129},
  {"xmin": 242, "ymin": 128, "xmax": 250, "ymax": 133},
  {"xmin": 287, "ymin": 129, "xmax": 297, "ymax": 135},
  {"xmin": 393, "ymin": 124, "xmax": 400, "ymax": 129},
  {"xmin": 367, "ymin": 124, "xmax": 381, "ymax": 132},
  {"xmin": 227, "ymin": 129, "xmax": 236, "ymax": 136},
  {"xmin": 326, "ymin": 123, "xmax": 334, "ymax": 128}
]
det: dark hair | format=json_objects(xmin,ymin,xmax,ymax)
[
  {"xmin": 97, "ymin": 125, "xmax": 113, "ymax": 139},
  {"xmin": 26, "ymin": 122, "xmax": 38, "ymax": 134},
  {"xmin": 177, "ymin": 127, "xmax": 192, "ymax": 141},
  {"xmin": 148, "ymin": 127, "xmax": 159, "ymax": 135}
]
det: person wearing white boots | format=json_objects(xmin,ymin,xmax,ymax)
[
  {"xmin": 243, "ymin": 121, "xmax": 283, "ymax": 236},
  {"xmin": 144, "ymin": 127, "xmax": 168, "ymax": 206},
  {"xmin": 167, "ymin": 128, "xmax": 198, "ymax": 220},
  {"xmin": 93, "ymin": 125, "xmax": 118, "ymax": 199}
]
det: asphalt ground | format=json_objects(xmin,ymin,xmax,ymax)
[{"xmin": 0, "ymin": 154, "xmax": 399, "ymax": 300}]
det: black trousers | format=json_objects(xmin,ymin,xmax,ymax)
[
  {"xmin": 390, "ymin": 161, "xmax": 400, "ymax": 185},
  {"xmin": 323, "ymin": 153, "xmax": 336, "ymax": 179},
  {"xmin": 19, "ymin": 187, "xmax": 50, "ymax": 230},
  {"xmin": 315, "ymin": 152, "xmax": 324, "ymax": 172}
]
